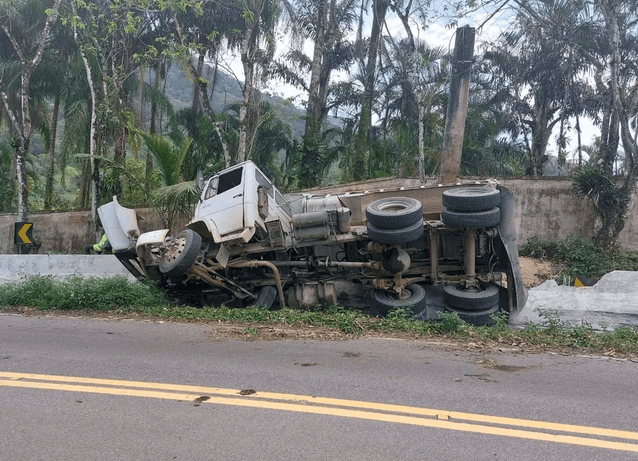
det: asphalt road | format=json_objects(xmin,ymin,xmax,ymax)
[{"xmin": 1, "ymin": 313, "xmax": 637, "ymax": 460}]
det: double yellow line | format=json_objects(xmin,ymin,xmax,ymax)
[{"xmin": 2, "ymin": 371, "xmax": 637, "ymax": 453}]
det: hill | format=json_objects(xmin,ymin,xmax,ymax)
[{"xmin": 163, "ymin": 62, "xmax": 308, "ymax": 138}]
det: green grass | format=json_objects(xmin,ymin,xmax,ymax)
[
  {"xmin": 1, "ymin": 274, "xmax": 637, "ymax": 354},
  {"xmin": 520, "ymin": 236, "xmax": 638, "ymax": 282},
  {"xmin": 0, "ymin": 275, "xmax": 168, "ymax": 311}
]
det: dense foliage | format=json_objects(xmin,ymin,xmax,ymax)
[{"xmin": 1, "ymin": 0, "xmax": 637, "ymax": 248}]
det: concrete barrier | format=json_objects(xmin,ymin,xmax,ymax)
[
  {"xmin": 0, "ymin": 255, "xmax": 135, "ymax": 282},
  {"xmin": 510, "ymin": 271, "xmax": 638, "ymax": 331}
]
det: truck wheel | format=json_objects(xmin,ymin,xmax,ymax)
[
  {"xmin": 252, "ymin": 286, "xmax": 277, "ymax": 309},
  {"xmin": 366, "ymin": 197, "xmax": 423, "ymax": 229},
  {"xmin": 159, "ymin": 229, "xmax": 202, "ymax": 278},
  {"xmin": 443, "ymin": 304, "xmax": 499, "ymax": 326},
  {"xmin": 374, "ymin": 283, "xmax": 427, "ymax": 316},
  {"xmin": 367, "ymin": 218, "xmax": 424, "ymax": 244},
  {"xmin": 442, "ymin": 207, "xmax": 500, "ymax": 229},
  {"xmin": 442, "ymin": 187, "xmax": 501, "ymax": 212},
  {"xmin": 443, "ymin": 283, "xmax": 500, "ymax": 311}
]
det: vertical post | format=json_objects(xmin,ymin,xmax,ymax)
[
  {"xmin": 464, "ymin": 228, "xmax": 476, "ymax": 285},
  {"xmin": 430, "ymin": 227, "xmax": 439, "ymax": 283},
  {"xmin": 439, "ymin": 25, "xmax": 475, "ymax": 184}
]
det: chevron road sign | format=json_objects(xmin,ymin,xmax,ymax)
[{"xmin": 14, "ymin": 222, "xmax": 33, "ymax": 245}]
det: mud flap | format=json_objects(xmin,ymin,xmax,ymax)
[
  {"xmin": 113, "ymin": 250, "xmax": 145, "ymax": 279},
  {"xmin": 497, "ymin": 186, "xmax": 527, "ymax": 313}
]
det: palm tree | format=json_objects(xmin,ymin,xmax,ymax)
[
  {"xmin": 488, "ymin": 0, "xmax": 593, "ymax": 176},
  {"xmin": 293, "ymin": 0, "xmax": 357, "ymax": 186},
  {"xmin": 0, "ymin": 0, "xmax": 62, "ymax": 222},
  {"xmin": 43, "ymin": 18, "xmax": 78, "ymax": 209},
  {"xmin": 137, "ymin": 130, "xmax": 196, "ymax": 230},
  {"xmin": 352, "ymin": 0, "xmax": 390, "ymax": 181}
]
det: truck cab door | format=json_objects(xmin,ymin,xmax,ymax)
[{"xmin": 196, "ymin": 166, "xmax": 245, "ymax": 236}]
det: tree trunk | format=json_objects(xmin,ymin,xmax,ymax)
[
  {"xmin": 352, "ymin": 0, "xmax": 389, "ymax": 181},
  {"xmin": 439, "ymin": 26, "xmax": 475, "ymax": 184},
  {"xmin": 145, "ymin": 61, "xmax": 162, "ymax": 197},
  {"xmin": 304, "ymin": 0, "xmax": 328, "ymax": 141},
  {"xmin": 591, "ymin": 0, "xmax": 638, "ymax": 251},
  {"xmin": 189, "ymin": 64, "xmax": 231, "ymax": 167},
  {"xmin": 139, "ymin": 67, "xmax": 146, "ymax": 131},
  {"xmin": 111, "ymin": 63, "xmax": 127, "ymax": 197},
  {"xmin": 190, "ymin": 53, "xmax": 204, "ymax": 139},
  {"xmin": 44, "ymin": 94, "xmax": 60, "ymax": 209},
  {"xmin": 418, "ymin": 101, "xmax": 426, "ymax": 183},
  {"xmin": 150, "ymin": 62, "xmax": 161, "ymax": 135},
  {"xmin": 317, "ymin": 0, "xmax": 336, "ymax": 128},
  {"xmin": 298, "ymin": 0, "xmax": 329, "ymax": 188},
  {"xmin": 75, "ymin": 23, "xmax": 100, "ymax": 228},
  {"xmin": 239, "ymin": 10, "xmax": 260, "ymax": 164},
  {"xmin": 15, "ymin": 137, "xmax": 29, "ymax": 222}
]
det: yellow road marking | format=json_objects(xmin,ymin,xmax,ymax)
[{"xmin": 1, "ymin": 371, "xmax": 637, "ymax": 453}]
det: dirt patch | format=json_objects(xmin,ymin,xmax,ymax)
[
  {"xmin": 519, "ymin": 256, "xmax": 557, "ymax": 288},
  {"xmin": 209, "ymin": 323, "xmax": 351, "ymax": 341}
]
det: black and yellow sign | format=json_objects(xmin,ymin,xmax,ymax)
[{"xmin": 14, "ymin": 222, "xmax": 33, "ymax": 245}]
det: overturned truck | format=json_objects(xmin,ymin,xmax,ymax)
[{"xmin": 99, "ymin": 160, "xmax": 526, "ymax": 324}]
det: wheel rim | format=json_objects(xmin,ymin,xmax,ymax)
[
  {"xmin": 378, "ymin": 200, "xmax": 411, "ymax": 212},
  {"xmin": 164, "ymin": 237, "xmax": 186, "ymax": 264}
]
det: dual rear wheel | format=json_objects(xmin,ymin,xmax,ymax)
[
  {"xmin": 443, "ymin": 283, "xmax": 500, "ymax": 326},
  {"xmin": 366, "ymin": 197, "xmax": 424, "ymax": 244},
  {"xmin": 442, "ymin": 187, "xmax": 503, "ymax": 325},
  {"xmin": 366, "ymin": 198, "xmax": 426, "ymax": 315},
  {"xmin": 442, "ymin": 187, "xmax": 501, "ymax": 229}
]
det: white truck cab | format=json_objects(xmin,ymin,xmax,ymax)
[{"xmin": 189, "ymin": 161, "xmax": 293, "ymax": 245}]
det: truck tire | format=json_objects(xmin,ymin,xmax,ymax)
[
  {"xmin": 442, "ymin": 187, "xmax": 501, "ymax": 212},
  {"xmin": 159, "ymin": 229, "xmax": 202, "ymax": 278},
  {"xmin": 442, "ymin": 207, "xmax": 500, "ymax": 229},
  {"xmin": 252, "ymin": 286, "xmax": 277, "ymax": 309},
  {"xmin": 367, "ymin": 218, "xmax": 424, "ymax": 244},
  {"xmin": 443, "ymin": 283, "xmax": 500, "ymax": 311},
  {"xmin": 443, "ymin": 304, "xmax": 499, "ymax": 326},
  {"xmin": 366, "ymin": 197, "xmax": 423, "ymax": 229},
  {"xmin": 374, "ymin": 283, "xmax": 427, "ymax": 316}
]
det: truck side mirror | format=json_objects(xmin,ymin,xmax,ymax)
[{"xmin": 196, "ymin": 171, "xmax": 205, "ymax": 194}]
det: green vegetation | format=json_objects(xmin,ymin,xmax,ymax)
[
  {"xmin": 0, "ymin": 276, "xmax": 167, "ymax": 311},
  {"xmin": 520, "ymin": 236, "xmax": 638, "ymax": 282},
  {"xmin": 1, "ymin": 273, "xmax": 637, "ymax": 355}
]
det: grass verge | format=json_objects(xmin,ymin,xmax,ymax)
[{"xmin": 1, "ymin": 275, "xmax": 637, "ymax": 356}]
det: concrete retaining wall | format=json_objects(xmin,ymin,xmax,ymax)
[
  {"xmin": 0, "ymin": 177, "xmax": 637, "ymax": 253},
  {"xmin": 0, "ymin": 255, "xmax": 135, "ymax": 281},
  {"xmin": 499, "ymin": 178, "xmax": 638, "ymax": 248},
  {"xmin": 0, "ymin": 208, "xmax": 167, "ymax": 255}
]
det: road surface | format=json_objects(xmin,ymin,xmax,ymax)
[{"xmin": 1, "ymin": 313, "xmax": 637, "ymax": 460}]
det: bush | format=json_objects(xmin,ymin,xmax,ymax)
[{"xmin": 520, "ymin": 236, "xmax": 638, "ymax": 280}]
